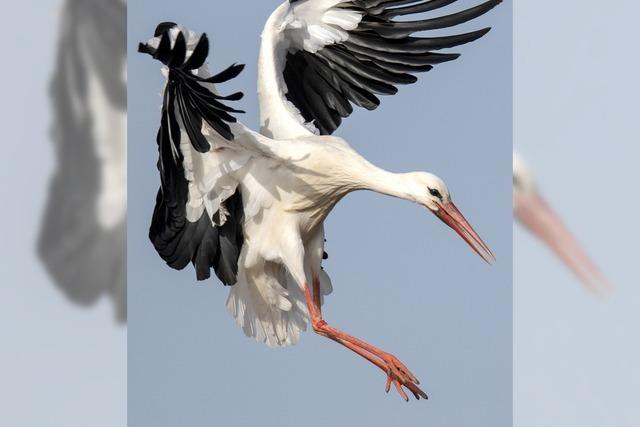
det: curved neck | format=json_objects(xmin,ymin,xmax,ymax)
[{"xmin": 345, "ymin": 156, "xmax": 418, "ymax": 203}]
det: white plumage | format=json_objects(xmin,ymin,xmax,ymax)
[
  {"xmin": 258, "ymin": 2, "xmax": 364, "ymax": 138},
  {"xmin": 141, "ymin": 0, "xmax": 501, "ymax": 400}
]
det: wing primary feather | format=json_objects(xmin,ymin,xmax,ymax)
[
  {"xmin": 360, "ymin": 0, "xmax": 502, "ymax": 39},
  {"xmin": 175, "ymin": 85, "xmax": 211, "ymax": 153},
  {"xmin": 362, "ymin": 0, "xmax": 431, "ymax": 15},
  {"xmin": 304, "ymin": 53, "xmax": 349, "ymax": 93},
  {"xmin": 301, "ymin": 53, "xmax": 370, "ymax": 113},
  {"xmin": 327, "ymin": 45, "xmax": 418, "ymax": 85},
  {"xmin": 168, "ymin": 32, "xmax": 187, "ymax": 67},
  {"xmin": 184, "ymin": 91, "xmax": 236, "ymax": 140},
  {"xmin": 215, "ymin": 91, "xmax": 245, "ymax": 102},
  {"xmin": 185, "ymin": 89, "xmax": 238, "ymax": 125},
  {"xmin": 182, "ymin": 34, "xmax": 209, "ymax": 70},
  {"xmin": 166, "ymin": 85, "xmax": 182, "ymax": 152},
  {"xmin": 347, "ymin": 28, "xmax": 491, "ymax": 53},
  {"xmin": 317, "ymin": 82, "xmax": 353, "ymax": 118},
  {"xmin": 344, "ymin": 41, "xmax": 459, "ymax": 66},
  {"xmin": 303, "ymin": 78, "xmax": 342, "ymax": 133},
  {"xmin": 317, "ymin": 49, "xmax": 398, "ymax": 95},
  {"xmin": 379, "ymin": 0, "xmax": 458, "ymax": 19},
  {"xmin": 178, "ymin": 81, "xmax": 240, "ymax": 122},
  {"xmin": 205, "ymin": 63, "xmax": 246, "ymax": 83},
  {"xmin": 342, "ymin": 84, "xmax": 380, "ymax": 111},
  {"xmin": 302, "ymin": 63, "xmax": 352, "ymax": 118},
  {"xmin": 364, "ymin": 57, "xmax": 433, "ymax": 74},
  {"xmin": 179, "ymin": 76, "xmax": 245, "ymax": 114}
]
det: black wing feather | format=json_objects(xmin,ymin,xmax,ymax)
[
  {"xmin": 140, "ymin": 26, "xmax": 246, "ymax": 285},
  {"xmin": 283, "ymin": 0, "xmax": 501, "ymax": 135},
  {"xmin": 204, "ymin": 63, "xmax": 246, "ymax": 84},
  {"xmin": 182, "ymin": 34, "xmax": 209, "ymax": 70},
  {"xmin": 378, "ymin": 0, "xmax": 459, "ymax": 18}
]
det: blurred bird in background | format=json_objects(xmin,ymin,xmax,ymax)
[
  {"xmin": 38, "ymin": 0, "xmax": 127, "ymax": 322},
  {"xmin": 513, "ymin": 152, "xmax": 610, "ymax": 296}
]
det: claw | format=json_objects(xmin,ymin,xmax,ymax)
[
  {"xmin": 407, "ymin": 382, "xmax": 429, "ymax": 400},
  {"xmin": 394, "ymin": 380, "xmax": 409, "ymax": 402},
  {"xmin": 380, "ymin": 354, "xmax": 427, "ymax": 401}
]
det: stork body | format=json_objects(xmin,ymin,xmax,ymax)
[{"xmin": 140, "ymin": 0, "xmax": 501, "ymax": 400}]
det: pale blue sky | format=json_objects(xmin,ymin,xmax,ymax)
[
  {"xmin": 129, "ymin": 1, "xmax": 512, "ymax": 426},
  {"xmin": 514, "ymin": 1, "xmax": 640, "ymax": 426}
]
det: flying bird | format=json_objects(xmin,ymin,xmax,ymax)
[
  {"xmin": 39, "ymin": 0, "xmax": 127, "ymax": 322},
  {"xmin": 139, "ymin": 0, "xmax": 501, "ymax": 401},
  {"xmin": 513, "ymin": 152, "xmax": 610, "ymax": 296}
]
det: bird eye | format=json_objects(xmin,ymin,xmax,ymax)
[{"xmin": 428, "ymin": 187, "xmax": 443, "ymax": 200}]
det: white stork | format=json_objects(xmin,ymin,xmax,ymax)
[
  {"xmin": 139, "ymin": 0, "xmax": 501, "ymax": 401},
  {"xmin": 513, "ymin": 153, "xmax": 610, "ymax": 296}
]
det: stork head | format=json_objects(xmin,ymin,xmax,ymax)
[
  {"xmin": 410, "ymin": 172, "xmax": 496, "ymax": 265},
  {"xmin": 513, "ymin": 152, "xmax": 537, "ymax": 201},
  {"xmin": 512, "ymin": 153, "xmax": 611, "ymax": 296}
]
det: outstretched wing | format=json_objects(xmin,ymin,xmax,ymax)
[
  {"xmin": 140, "ymin": 24, "xmax": 269, "ymax": 285},
  {"xmin": 262, "ymin": 0, "xmax": 501, "ymax": 137}
]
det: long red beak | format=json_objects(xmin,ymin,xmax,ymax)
[
  {"xmin": 514, "ymin": 193, "xmax": 611, "ymax": 296},
  {"xmin": 435, "ymin": 202, "xmax": 496, "ymax": 265}
]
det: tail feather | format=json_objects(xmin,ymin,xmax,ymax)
[
  {"xmin": 226, "ymin": 262, "xmax": 307, "ymax": 347},
  {"xmin": 226, "ymin": 261, "xmax": 333, "ymax": 347}
]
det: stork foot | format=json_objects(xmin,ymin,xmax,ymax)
[
  {"xmin": 381, "ymin": 353, "xmax": 428, "ymax": 401},
  {"xmin": 303, "ymin": 280, "xmax": 427, "ymax": 400}
]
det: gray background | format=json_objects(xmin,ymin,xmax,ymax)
[
  {"xmin": 128, "ymin": 1, "xmax": 512, "ymax": 426},
  {"xmin": 514, "ymin": 0, "xmax": 640, "ymax": 426},
  {"xmin": 0, "ymin": 2, "xmax": 126, "ymax": 427}
]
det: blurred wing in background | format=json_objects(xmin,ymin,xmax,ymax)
[{"xmin": 38, "ymin": 0, "xmax": 127, "ymax": 322}]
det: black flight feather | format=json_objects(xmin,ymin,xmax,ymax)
[
  {"xmin": 182, "ymin": 34, "xmax": 209, "ymax": 70},
  {"xmin": 140, "ymin": 25, "xmax": 247, "ymax": 286},
  {"xmin": 283, "ymin": 0, "xmax": 501, "ymax": 135}
]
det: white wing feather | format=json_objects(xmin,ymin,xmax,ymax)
[{"xmin": 258, "ymin": 1, "xmax": 364, "ymax": 139}]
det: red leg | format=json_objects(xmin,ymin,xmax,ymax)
[
  {"xmin": 304, "ymin": 282, "xmax": 427, "ymax": 401},
  {"xmin": 312, "ymin": 276, "xmax": 322, "ymax": 317}
]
